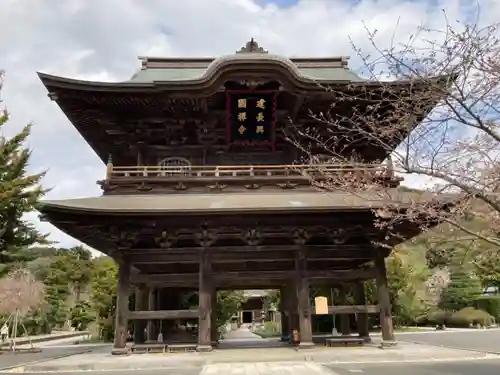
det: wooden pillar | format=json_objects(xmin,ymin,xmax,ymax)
[
  {"xmin": 296, "ymin": 249, "xmax": 313, "ymax": 349},
  {"xmin": 112, "ymin": 259, "xmax": 130, "ymax": 355},
  {"xmin": 156, "ymin": 288, "xmax": 163, "ymax": 340},
  {"xmin": 354, "ymin": 282, "xmax": 370, "ymax": 341},
  {"xmin": 279, "ymin": 287, "xmax": 290, "ymax": 341},
  {"xmin": 211, "ymin": 289, "xmax": 218, "ymax": 346},
  {"xmin": 288, "ymin": 282, "xmax": 299, "ymax": 341},
  {"xmin": 197, "ymin": 249, "xmax": 212, "ymax": 352},
  {"xmin": 137, "ymin": 142, "xmax": 144, "ymax": 166},
  {"xmin": 146, "ymin": 288, "xmax": 156, "ymax": 342},
  {"xmin": 133, "ymin": 285, "xmax": 148, "ymax": 344},
  {"xmin": 375, "ymin": 252, "xmax": 395, "ymax": 345},
  {"xmin": 339, "ymin": 285, "xmax": 351, "ymax": 336}
]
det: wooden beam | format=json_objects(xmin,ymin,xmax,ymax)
[
  {"xmin": 129, "ymin": 249, "xmax": 374, "ymax": 264},
  {"xmin": 133, "ymin": 267, "xmax": 376, "ymax": 284},
  {"xmin": 326, "ymin": 305, "xmax": 380, "ymax": 314},
  {"xmin": 124, "ymin": 244, "xmax": 375, "ymax": 255},
  {"xmin": 127, "ymin": 309, "xmax": 199, "ymax": 320}
]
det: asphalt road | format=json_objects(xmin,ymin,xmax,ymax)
[
  {"xmin": 326, "ymin": 359, "xmax": 500, "ymax": 375},
  {"xmin": 2, "ymin": 359, "xmax": 498, "ymax": 375},
  {"xmin": 396, "ymin": 330, "xmax": 500, "ymax": 354},
  {"xmin": 0, "ymin": 346, "xmax": 92, "ymax": 370}
]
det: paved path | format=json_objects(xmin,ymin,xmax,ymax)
[
  {"xmin": 397, "ymin": 329, "xmax": 500, "ymax": 354},
  {"xmin": 5, "ymin": 358, "xmax": 500, "ymax": 375},
  {"xmin": 218, "ymin": 327, "xmax": 286, "ymax": 349},
  {"xmin": 10, "ymin": 340, "xmax": 498, "ymax": 372},
  {"xmin": 201, "ymin": 362, "xmax": 335, "ymax": 374}
]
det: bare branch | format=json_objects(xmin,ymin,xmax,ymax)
[{"xmin": 287, "ymin": 14, "xmax": 500, "ymax": 247}]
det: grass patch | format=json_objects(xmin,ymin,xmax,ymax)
[
  {"xmin": 394, "ymin": 327, "xmax": 428, "ymax": 332},
  {"xmin": 253, "ymin": 321, "xmax": 282, "ymax": 338},
  {"xmin": 253, "ymin": 330, "xmax": 281, "ymax": 338}
]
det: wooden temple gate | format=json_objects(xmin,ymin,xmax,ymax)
[
  {"xmin": 36, "ymin": 39, "xmax": 446, "ymax": 354},
  {"xmin": 114, "ymin": 250, "xmax": 393, "ymax": 352}
]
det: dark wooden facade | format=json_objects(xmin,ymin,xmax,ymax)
[{"xmin": 37, "ymin": 40, "xmax": 443, "ymax": 353}]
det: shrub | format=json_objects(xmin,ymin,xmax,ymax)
[
  {"xmin": 253, "ymin": 321, "xmax": 281, "ymax": 338},
  {"xmin": 447, "ymin": 307, "xmax": 495, "ymax": 328},
  {"xmin": 425, "ymin": 310, "xmax": 452, "ymax": 325},
  {"xmin": 474, "ymin": 296, "xmax": 500, "ymax": 320},
  {"xmin": 263, "ymin": 321, "xmax": 280, "ymax": 332},
  {"xmin": 414, "ymin": 314, "xmax": 430, "ymax": 326}
]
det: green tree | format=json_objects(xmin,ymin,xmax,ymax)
[
  {"xmin": 89, "ymin": 256, "xmax": 117, "ymax": 340},
  {"xmin": 64, "ymin": 246, "xmax": 93, "ymax": 300},
  {"xmin": 42, "ymin": 247, "xmax": 93, "ymax": 328},
  {"xmin": 439, "ymin": 268, "xmax": 482, "ymax": 311},
  {"xmin": 44, "ymin": 257, "xmax": 72, "ymax": 327},
  {"xmin": 216, "ymin": 291, "xmax": 246, "ymax": 330},
  {"xmin": 474, "ymin": 252, "xmax": 500, "ymax": 291},
  {"xmin": 263, "ymin": 290, "xmax": 280, "ymax": 311},
  {"xmin": 0, "ymin": 71, "xmax": 49, "ymax": 276},
  {"xmin": 70, "ymin": 300, "xmax": 95, "ymax": 330}
]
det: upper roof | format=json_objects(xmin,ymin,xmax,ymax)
[
  {"xmin": 37, "ymin": 39, "xmax": 366, "ymax": 89},
  {"xmin": 129, "ymin": 39, "xmax": 365, "ymax": 84},
  {"xmin": 36, "ymin": 39, "xmax": 453, "ymax": 166}
]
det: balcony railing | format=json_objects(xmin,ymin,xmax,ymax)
[
  {"xmin": 106, "ymin": 163, "xmax": 393, "ymax": 180},
  {"xmin": 99, "ymin": 163, "xmax": 399, "ymax": 193}
]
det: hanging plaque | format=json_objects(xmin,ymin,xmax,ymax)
[
  {"xmin": 226, "ymin": 90, "xmax": 276, "ymax": 150},
  {"xmin": 315, "ymin": 296, "xmax": 329, "ymax": 315}
]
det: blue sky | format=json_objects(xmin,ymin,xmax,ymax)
[
  {"xmin": 260, "ymin": 0, "xmax": 298, "ymax": 6},
  {"xmin": 0, "ymin": 0, "xmax": 497, "ymax": 255}
]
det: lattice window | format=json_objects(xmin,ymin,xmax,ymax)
[{"xmin": 158, "ymin": 157, "xmax": 192, "ymax": 176}]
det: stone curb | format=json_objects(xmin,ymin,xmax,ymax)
[{"xmin": 0, "ymin": 332, "xmax": 89, "ymax": 348}]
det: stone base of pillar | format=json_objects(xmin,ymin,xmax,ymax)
[
  {"xmin": 196, "ymin": 344, "xmax": 213, "ymax": 352},
  {"xmin": 379, "ymin": 340, "xmax": 397, "ymax": 348},
  {"xmin": 211, "ymin": 340, "xmax": 219, "ymax": 347},
  {"xmin": 111, "ymin": 347, "xmax": 130, "ymax": 356},
  {"xmin": 297, "ymin": 341, "xmax": 315, "ymax": 349}
]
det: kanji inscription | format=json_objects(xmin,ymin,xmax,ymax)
[{"xmin": 226, "ymin": 91, "xmax": 276, "ymax": 147}]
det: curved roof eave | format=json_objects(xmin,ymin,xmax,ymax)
[
  {"xmin": 37, "ymin": 66, "xmax": 453, "ymax": 94},
  {"xmin": 37, "ymin": 72, "xmax": 156, "ymax": 91},
  {"xmin": 37, "ymin": 191, "xmax": 442, "ymax": 217}
]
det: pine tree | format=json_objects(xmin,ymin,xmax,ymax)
[
  {"xmin": 0, "ymin": 71, "xmax": 49, "ymax": 276},
  {"xmin": 439, "ymin": 267, "xmax": 482, "ymax": 311}
]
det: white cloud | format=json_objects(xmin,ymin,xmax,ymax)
[{"xmin": 1, "ymin": 0, "xmax": 498, "ymax": 256}]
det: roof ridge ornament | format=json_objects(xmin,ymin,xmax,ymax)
[{"xmin": 236, "ymin": 38, "xmax": 268, "ymax": 54}]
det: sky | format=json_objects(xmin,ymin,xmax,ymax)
[{"xmin": 0, "ymin": 0, "xmax": 498, "ymax": 256}]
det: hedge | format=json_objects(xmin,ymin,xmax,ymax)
[
  {"xmin": 447, "ymin": 307, "xmax": 495, "ymax": 327},
  {"xmin": 474, "ymin": 296, "xmax": 500, "ymax": 320},
  {"xmin": 418, "ymin": 307, "xmax": 495, "ymax": 328}
]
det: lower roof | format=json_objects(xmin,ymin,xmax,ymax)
[{"xmin": 39, "ymin": 190, "xmax": 438, "ymax": 215}]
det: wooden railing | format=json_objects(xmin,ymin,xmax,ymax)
[{"xmin": 107, "ymin": 163, "xmax": 392, "ymax": 180}]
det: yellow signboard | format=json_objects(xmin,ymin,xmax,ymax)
[{"xmin": 315, "ymin": 296, "xmax": 329, "ymax": 315}]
